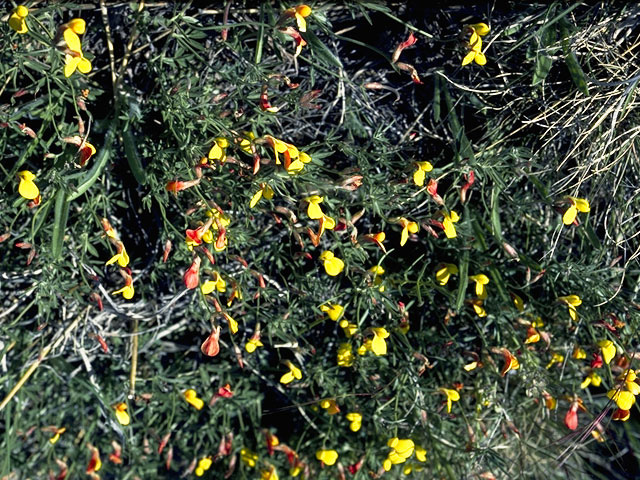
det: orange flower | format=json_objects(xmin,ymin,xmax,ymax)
[
  {"xmin": 78, "ymin": 142, "xmax": 96, "ymax": 166},
  {"xmin": 564, "ymin": 401, "xmax": 579, "ymax": 430},
  {"xmin": 113, "ymin": 402, "xmax": 130, "ymax": 426},
  {"xmin": 201, "ymin": 326, "xmax": 221, "ymax": 357},
  {"xmin": 166, "ymin": 178, "xmax": 200, "ymax": 193},
  {"xmin": 282, "ymin": 5, "xmax": 312, "ymax": 32},
  {"xmin": 500, "ymin": 348, "xmax": 519, "ymax": 376},
  {"xmin": 183, "ymin": 257, "xmax": 201, "ymax": 289},
  {"xmin": 86, "ymin": 445, "xmax": 102, "ymax": 474}
]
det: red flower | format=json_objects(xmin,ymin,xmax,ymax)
[
  {"xmin": 347, "ymin": 457, "xmax": 364, "ymax": 474},
  {"xmin": 564, "ymin": 401, "xmax": 579, "ymax": 430},
  {"xmin": 612, "ymin": 408, "xmax": 630, "ymax": 421},
  {"xmin": 460, "ymin": 170, "xmax": 475, "ymax": 204},
  {"xmin": 166, "ymin": 179, "xmax": 200, "ymax": 193},
  {"xmin": 427, "ymin": 179, "xmax": 444, "ymax": 205},
  {"xmin": 201, "ymin": 326, "xmax": 221, "ymax": 356},
  {"xmin": 392, "ymin": 32, "xmax": 418, "ymax": 63},
  {"xmin": 591, "ymin": 353, "xmax": 603, "ymax": 369},
  {"xmin": 217, "ymin": 383, "xmax": 234, "ymax": 398},
  {"xmin": 183, "ymin": 256, "xmax": 201, "ymax": 289},
  {"xmin": 86, "ymin": 445, "xmax": 102, "ymax": 474},
  {"xmin": 78, "ymin": 143, "xmax": 96, "ymax": 166}
]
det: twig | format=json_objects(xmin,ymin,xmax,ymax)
[
  {"xmin": 114, "ymin": 0, "xmax": 145, "ymax": 92},
  {"xmin": 99, "ymin": 0, "xmax": 117, "ymax": 90},
  {"xmin": 129, "ymin": 318, "xmax": 139, "ymax": 398}
]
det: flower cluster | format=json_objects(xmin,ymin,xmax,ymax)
[
  {"xmin": 264, "ymin": 135, "xmax": 312, "ymax": 173},
  {"xmin": 382, "ymin": 438, "xmax": 427, "ymax": 472},
  {"xmin": 608, "ymin": 369, "xmax": 640, "ymax": 421},
  {"xmin": 277, "ymin": 5, "xmax": 312, "ymax": 56},
  {"xmin": 101, "ymin": 218, "xmax": 134, "ymax": 299}
]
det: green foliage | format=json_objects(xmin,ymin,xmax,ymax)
[{"xmin": 1, "ymin": 2, "xmax": 640, "ymax": 479}]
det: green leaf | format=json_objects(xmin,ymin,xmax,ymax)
[
  {"xmin": 303, "ymin": 30, "xmax": 343, "ymax": 69},
  {"xmin": 532, "ymin": 6, "xmax": 558, "ymax": 86},
  {"xmin": 560, "ymin": 20, "xmax": 589, "ymax": 96}
]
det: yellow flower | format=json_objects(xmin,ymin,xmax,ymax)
[
  {"xmin": 436, "ymin": 263, "xmax": 458, "ymax": 286},
  {"xmin": 371, "ymin": 327, "xmax": 390, "ymax": 356},
  {"xmin": 66, "ymin": 18, "xmax": 86, "ymax": 34},
  {"xmin": 471, "ymin": 299, "xmax": 486, "ymax": 317},
  {"xmin": 106, "ymin": 244, "xmax": 130, "ymax": 268},
  {"xmin": 305, "ymin": 195, "xmax": 325, "ymax": 219},
  {"xmin": 357, "ymin": 339, "xmax": 372, "ymax": 356},
  {"xmin": 512, "ymin": 293, "xmax": 524, "ymax": 311},
  {"xmin": 524, "ymin": 327, "xmax": 540, "ymax": 344},
  {"xmin": 206, "ymin": 208, "xmax": 231, "ymax": 229},
  {"xmin": 280, "ymin": 360, "xmax": 302, "ymax": 384},
  {"xmin": 8, "ymin": 5, "xmax": 28, "ymax": 34},
  {"xmin": 250, "ymin": 183, "xmax": 274, "ymax": 208},
  {"xmin": 300, "ymin": 151, "xmax": 312, "ymax": 164},
  {"xmin": 572, "ymin": 347, "xmax": 587, "ymax": 359},
  {"xmin": 369, "ymin": 265, "xmax": 385, "ymax": 291},
  {"xmin": 340, "ymin": 319, "xmax": 357, "ymax": 338},
  {"xmin": 337, "ymin": 342, "xmax": 354, "ymax": 367},
  {"xmin": 415, "ymin": 446, "xmax": 427, "ymax": 462},
  {"xmin": 183, "ymin": 389, "xmax": 204, "ymax": 410},
  {"xmin": 240, "ymin": 448, "xmax": 258, "ymax": 467},
  {"xmin": 63, "ymin": 29, "xmax": 92, "ymax": 77},
  {"xmin": 201, "ymin": 272, "xmax": 227, "ymax": 294},
  {"xmin": 17, "ymin": 170, "xmax": 39, "ymax": 199},
  {"xmin": 223, "ymin": 312, "xmax": 238, "ymax": 334},
  {"xmin": 598, "ymin": 340, "xmax": 616, "ymax": 365},
  {"xmin": 113, "ymin": 402, "xmax": 130, "ymax": 426},
  {"xmin": 49, "ymin": 427, "xmax": 66, "ymax": 445},
  {"xmin": 439, "ymin": 388, "xmax": 460, "ymax": 413},
  {"xmin": 264, "ymin": 135, "xmax": 304, "ymax": 172},
  {"xmin": 607, "ymin": 389, "xmax": 636, "ymax": 411},
  {"xmin": 462, "ymin": 23, "xmax": 489, "ymax": 66},
  {"xmin": 316, "ymin": 449, "xmax": 338, "ymax": 466},
  {"xmin": 558, "ymin": 295, "xmax": 581, "ymax": 321},
  {"xmin": 283, "ymin": 5, "xmax": 312, "ymax": 32},
  {"xmin": 442, "ymin": 210, "xmax": 460, "ymax": 238},
  {"xmin": 543, "ymin": 392, "xmax": 556, "ymax": 410},
  {"xmin": 320, "ymin": 398, "xmax": 340, "ymax": 415},
  {"xmin": 112, "ymin": 283, "xmax": 134, "ymax": 300},
  {"xmin": 261, "ymin": 466, "xmax": 279, "ymax": 480},
  {"xmin": 581, "ymin": 371, "xmax": 602, "ymax": 389},
  {"xmin": 195, "ymin": 457, "xmax": 213, "ymax": 477},
  {"xmin": 346, "ymin": 412, "xmax": 362, "ymax": 432},
  {"xmin": 469, "ymin": 23, "xmax": 491, "ymax": 36},
  {"xmin": 238, "ymin": 131, "xmax": 255, "ymax": 153},
  {"xmin": 317, "ymin": 214, "xmax": 335, "ymax": 238},
  {"xmin": 399, "ymin": 217, "xmax": 419, "ymax": 246},
  {"xmin": 562, "ymin": 196, "xmax": 590, "ymax": 225},
  {"xmin": 320, "ymin": 303, "xmax": 344, "ymax": 321},
  {"xmin": 469, "ymin": 274, "xmax": 490, "ymax": 299},
  {"xmin": 245, "ymin": 337, "xmax": 264, "ymax": 353},
  {"xmin": 412, "ymin": 161, "xmax": 433, "ymax": 186},
  {"xmin": 546, "ymin": 352, "xmax": 564, "ymax": 369},
  {"xmin": 383, "ymin": 437, "xmax": 417, "ymax": 470},
  {"xmin": 500, "ymin": 348, "xmax": 520, "ymax": 376},
  {"xmin": 319, "ymin": 251, "xmax": 344, "ymax": 276},
  {"xmin": 208, "ymin": 137, "xmax": 229, "ymax": 163}
]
